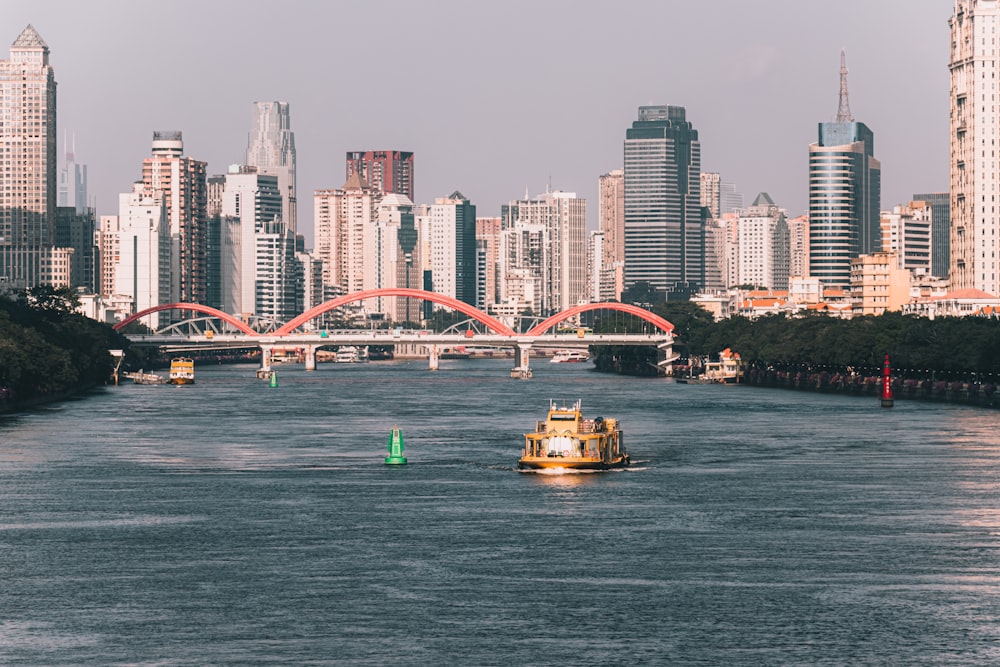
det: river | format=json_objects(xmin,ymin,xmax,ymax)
[{"xmin": 2, "ymin": 359, "xmax": 1000, "ymax": 665}]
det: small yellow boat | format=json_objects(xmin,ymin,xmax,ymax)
[
  {"xmin": 168, "ymin": 357, "xmax": 195, "ymax": 385},
  {"xmin": 518, "ymin": 400, "xmax": 629, "ymax": 470}
]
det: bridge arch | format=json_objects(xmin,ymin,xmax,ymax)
[
  {"xmin": 112, "ymin": 303, "xmax": 259, "ymax": 335},
  {"xmin": 274, "ymin": 288, "xmax": 517, "ymax": 336},
  {"xmin": 526, "ymin": 302, "xmax": 674, "ymax": 337}
]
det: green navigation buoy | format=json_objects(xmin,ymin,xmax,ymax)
[
  {"xmin": 269, "ymin": 370, "xmax": 278, "ymax": 388},
  {"xmin": 385, "ymin": 425, "xmax": 407, "ymax": 465}
]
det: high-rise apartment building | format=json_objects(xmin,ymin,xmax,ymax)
[
  {"xmin": 881, "ymin": 201, "xmax": 933, "ymax": 277},
  {"xmin": 218, "ymin": 166, "xmax": 298, "ymax": 321},
  {"xmin": 417, "ymin": 192, "xmax": 477, "ymax": 307},
  {"xmin": 952, "ymin": 2, "xmax": 1000, "ymax": 290},
  {"xmin": 700, "ymin": 173, "xmax": 722, "ymax": 220},
  {"xmin": 950, "ymin": 1, "xmax": 1000, "ymax": 292},
  {"xmin": 345, "ymin": 151, "xmax": 414, "ymax": 202},
  {"xmin": 598, "ymin": 170, "xmax": 625, "ymax": 300},
  {"xmin": 141, "ymin": 132, "xmax": 208, "ymax": 305},
  {"xmin": 115, "ymin": 183, "xmax": 171, "ymax": 328},
  {"xmin": 475, "ymin": 217, "xmax": 502, "ymax": 311},
  {"xmin": 912, "ymin": 192, "xmax": 949, "ymax": 278},
  {"xmin": 624, "ymin": 105, "xmax": 704, "ymax": 300},
  {"xmin": 808, "ymin": 51, "xmax": 881, "ymax": 288},
  {"xmin": 589, "ymin": 230, "xmax": 605, "ymax": 302},
  {"xmin": 787, "ymin": 214, "xmax": 810, "ymax": 279},
  {"xmin": 246, "ymin": 102, "xmax": 296, "ymax": 233},
  {"xmin": 95, "ymin": 215, "xmax": 120, "ymax": 300},
  {"xmin": 0, "ymin": 25, "xmax": 61, "ymax": 290},
  {"xmin": 373, "ymin": 194, "xmax": 422, "ymax": 322},
  {"xmin": 314, "ymin": 172, "xmax": 382, "ymax": 302},
  {"xmin": 734, "ymin": 193, "xmax": 790, "ymax": 290},
  {"xmin": 501, "ymin": 190, "xmax": 587, "ymax": 315}
]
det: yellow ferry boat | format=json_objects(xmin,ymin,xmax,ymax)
[
  {"xmin": 168, "ymin": 357, "xmax": 195, "ymax": 385},
  {"xmin": 518, "ymin": 400, "xmax": 629, "ymax": 470}
]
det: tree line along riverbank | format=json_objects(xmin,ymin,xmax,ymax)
[
  {"xmin": 589, "ymin": 303, "xmax": 1000, "ymax": 407},
  {"xmin": 0, "ymin": 287, "xmax": 130, "ymax": 411}
]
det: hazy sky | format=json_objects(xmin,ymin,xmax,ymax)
[{"xmin": 9, "ymin": 1, "xmax": 952, "ymax": 246}]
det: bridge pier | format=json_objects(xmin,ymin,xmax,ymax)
[
  {"xmin": 304, "ymin": 344, "xmax": 317, "ymax": 371},
  {"xmin": 429, "ymin": 344, "xmax": 439, "ymax": 371},
  {"xmin": 511, "ymin": 343, "xmax": 533, "ymax": 379}
]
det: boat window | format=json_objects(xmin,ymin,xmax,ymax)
[{"xmin": 550, "ymin": 414, "xmax": 576, "ymax": 421}]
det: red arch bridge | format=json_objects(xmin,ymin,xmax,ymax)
[{"xmin": 114, "ymin": 288, "xmax": 678, "ymax": 378}]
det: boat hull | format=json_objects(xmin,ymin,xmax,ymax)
[
  {"xmin": 517, "ymin": 455, "xmax": 629, "ymax": 471},
  {"xmin": 169, "ymin": 378, "xmax": 194, "ymax": 386}
]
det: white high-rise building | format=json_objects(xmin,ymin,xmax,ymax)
[
  {"xmin": 115, "ymin": 183, "xmax": 171, "ymax": 328},
  {"xmin": 219, "ymin": 166, "xmax": 297, "ymax": 321},
  {"xmin": 246, "ymin": 102, "xmax": 297, "ymax": 234},
  {"xmin": 500, "ymin": 190, "xmax": 587, "ymax": 315},
  {"xmin": 499, "ymin": 219, "xmax": 547, "ymax": 315},
  {"xmin": 950, "ymin": 1, "xmax": 1000, "ymax": 293},
  {"xmin": 881, "ymin": 201, "xmax": 933, "ymax": 277},
  {"xmin": 416, "ymin": 201, "xmax": 457, "ymax": 301},
  {"xmin": 734, "ymin": 193, "xmax": 790, "ymax": 290}
]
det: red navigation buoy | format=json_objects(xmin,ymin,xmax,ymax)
[{"xmin": 880, "ymin": 354, "xmax": 894, "ymax": 408}]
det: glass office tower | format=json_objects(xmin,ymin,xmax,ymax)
[{"xmin": 623, "ymin": 105, "xmax": 704, "ymax": 300}]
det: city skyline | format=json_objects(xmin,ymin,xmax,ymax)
[{"xmin": 7, "ymin": 1, "xmax": 950, "ymax": 247}]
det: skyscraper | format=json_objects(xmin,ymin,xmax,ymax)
[
  {"xmin": 0, "ymin": 25, "xmax": 61, "ymax": 290},
  {"xmin": 949, "ymin": 1, "xmax": 1000, "ymax": 293},
  {"xmin": 881, "ymin": 201, "xmax": 933, "ymax": 277},
  {"xmin": 58, "ymin": 132, "xmax": 87, "ymax": 213},
  {"xmin": 734, "ymin": 193, "xmax": 790, "ymax": 290},
  {"xmin": 218, "ymin": 166, "xmax": 298, "ymax": 321},
  {"xmin": 475, "ymin": 217, "xmax": 502, "ymax": 311},
  {"xmin": 912, "ymin": 192, "xmax": 949, "ymax": 278},
  {"xmin": 246, "ymin": 102, "xmax": 296, "ymax": 234},
  {"xmin": 623, "ymin": 105, "xmax": 704, "ymax": 300},
  {"xmin": 501, "ymin": 190, "xmax": 587, "ymax": 314},
  {"xmin": 417, "ymin": 192, "xmax": 476, "ymax": 306},
  {"xmin": 115, "ymin": 183, "xmax": 171, "ymax": 328},
  {"xmin": 345, "ymin": 151, "xmax": 414, "ymax": 202},
  {"xmin": 141, "ymin": 132, "xmax": 208, "ymax": 305},
  {"xmin": 598, "ymin": 170, "xmax": 625, "ymax": 301},
  {"xmin": 376, "ymin": 194, "xmax": 422, "ymax": 322},
  {"xmin": 313, "ymin": 172, "xmax": 382, "ymax": 299},
  {"xmin": 807, "ymin": 51, "xmax": 881, "ymax": 288}
]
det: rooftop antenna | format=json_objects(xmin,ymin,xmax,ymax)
[{"xmin": 836, "ymin": 49, "xmax": 853, "ymax": 122}]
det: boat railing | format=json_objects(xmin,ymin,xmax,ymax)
[{"xmin": 534, "ymin": 419, "xmax": 605, "ymax": 434}]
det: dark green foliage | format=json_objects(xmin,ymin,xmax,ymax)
[
  {"xmin": 0, "ymin": 290, "xmax": 129, "ymax": 403},
  {"xmin": 592, "ymin": 306, "xmax": 1000, "ymax": 381}
]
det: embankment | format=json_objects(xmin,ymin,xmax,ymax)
[{"xmin": 742, "ymin": 368, "xmax": 999, "ymax": 409}]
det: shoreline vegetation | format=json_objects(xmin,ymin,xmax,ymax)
[
  {"xmin": 2, "ymin": 288, "xmax": 999, "ymax": 412},
  {"xmin": 0, "ymin": 287, "xmax": 129, "ymax": 413},
  {"xmin": 589, "ymin": 302, "xmax": 1000, "ymax": 409}
]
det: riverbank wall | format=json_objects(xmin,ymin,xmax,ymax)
[{"xmin": 742, "ymin": 368, "xmax": 1000, "ymax": 409}]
